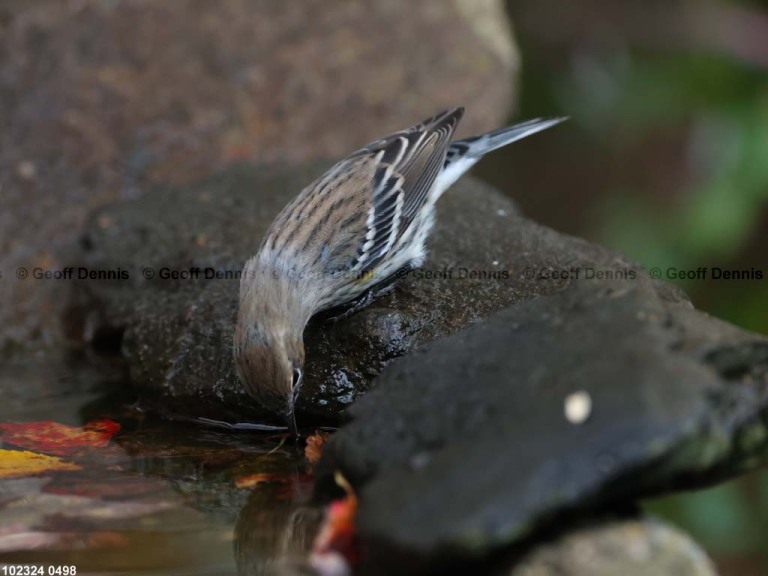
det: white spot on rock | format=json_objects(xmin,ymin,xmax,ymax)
[{"xmin": 565, "ymin": 390, "xmax": 592, "ymax": 424}]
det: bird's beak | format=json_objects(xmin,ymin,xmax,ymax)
[{"xmin": 286, "ymin": 409, "xmax": 298, "ymax": 437}]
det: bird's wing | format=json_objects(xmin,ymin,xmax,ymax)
[
  {"xmin": 345, "ymin": 107, "xmax": 464, "ymax": 274},
  {"xmin": 260, "ymin": 108, "xmax": 463, "ymax": 284}
]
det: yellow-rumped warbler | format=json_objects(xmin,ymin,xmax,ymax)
[{"xmin": 234, "ymin": 107, "xmax": 565, "ymax": 434}]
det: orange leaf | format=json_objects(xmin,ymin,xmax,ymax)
[
  {"xmin": 0, "ymin": 449, "xmax": 81, "ymax": 478},
  {"xmin": 0, "ymin": 419, "xmax": 120, "ymax": 457},
  {"xmin": 305, "ymin": 430, "xmax": 331, "ymax": 464},
  {"xmin": 234, "ymin": 472, "xmax": 290, "ymax": 489}
]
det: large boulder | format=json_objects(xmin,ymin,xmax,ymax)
[
  {"xmin": 316, "ymin": 246, "xmax": 768, "ymax": 571},
  {"xmin": 0, "ymin": 0, "xmax": 517, "ymax": 348},
  {"xmin": 71, "ymin": 165, "xmax": 579, "ymax": 424}
]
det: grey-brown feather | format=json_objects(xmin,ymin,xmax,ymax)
[{"xmin": 258, "ymin": 107, "xmax": 464, "ymax": 312}]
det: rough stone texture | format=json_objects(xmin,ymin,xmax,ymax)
[
  {"xmin": 0, "ymin": 0, "xmax": 517, "ymax": 349},
  {"xmin": 504, "ymin": 517, "xmax": 717, "ymax": 576},
  {"xmin": 71, "ymin": 167, "xmax": 584, "ymax": 425},
  {"xmin": 317, "ymin": 252, "xmax": 768, "ymax": 570}
]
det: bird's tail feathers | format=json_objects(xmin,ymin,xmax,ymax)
[
  {"xmin": 433, "ymin": 115, "xmax": 567, "ymax": 199},
  {"xmin": 456, "ymin": 117, "xmax": 568, "ymax": 158}
]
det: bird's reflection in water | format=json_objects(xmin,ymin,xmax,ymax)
[{"xmin": 234, "ymin": 479, "xmax": 325, "ymax": 575}]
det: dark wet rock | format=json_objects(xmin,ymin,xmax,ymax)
[
  {"xmin": 72, "ymin": 165, "xmax": 581, "ymax": 424},
  {"xmin": 0, "ymin": 0, "xmax": 517, "ymax": 349},
  {"xmin": 317, "ymin": 255, "xmax": 768, "ymax": 570},
  {"xmin": 502, "ymin": 517, "xmax": 717, "ymax": 576}
]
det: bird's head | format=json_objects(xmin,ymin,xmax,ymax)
[{"xmin": 234, "ymin": 319, "xmax": 305, "ymax": 435}]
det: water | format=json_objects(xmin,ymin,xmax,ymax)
[{"xmin": 0, "ymin": 353, "xmax": 322, "ymax": 575}]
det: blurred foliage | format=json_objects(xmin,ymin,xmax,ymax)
[
  {"xmin": 500, "ymin": 0, "xmax": 768, "ymax": 572},
  {"xmin": 590, "ymin": 56, "xmax": 768, "ymax": 263},
  {"xmin": 646, "ymin": 470, "xmax": 768, "ymax": 567},
  {"xmin": 505, "ymin": 5, "xmax": 768, "ymax": 326},
  {"xmin": 520, "ymin": 48, "xmax": 768, "ymax": 269}
]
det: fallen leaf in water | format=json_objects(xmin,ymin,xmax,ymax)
[
  {"xmin": 235, "ymin": 472, "xmax": 290, "ymax": 489},
  {"xmin": 305, "ymin": 430, "xmax": 331, "ymax": 464},
  {"xmin": 234, "ymin": 469, "xmax": 315, "ymax": 503},
  {"xmin": 311, "ymin": 471, "xmax": 358, "ymax": 568},
  {"xmin": 0, "ymin": 419, "xmax": 121, "ymax": 457},
  {"xmin": 0, "ymin": 449, "xmax": 80, "ymax": 478},
  {"xmin": 55, "ymin": 497, "xmax": 177, "ymax": 521},
  {"xmin": 84, "ymin": 418, "xmax": 121, "ymax": 437},
  {"xmin": 0, "ymin": 528, "xmax": 65, "ymax": 554},
  {"xmin": 44, "ymin": 475, "xmax": 170, "ymax": 500},
  {"xmin": 0, "ymin": 528, "xmax": 129, "ymax": 554}
]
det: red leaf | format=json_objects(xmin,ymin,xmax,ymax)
[
  {"xmin": 312, "ymin": 472, "xmax": 359, "ymax": 567},
  {"xmin": 0, "ymin": 419, "xmax": 121, "ymax": 457}
]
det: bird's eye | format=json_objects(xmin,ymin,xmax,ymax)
[{"xmin": 292, "ymin": 368, "xmax": 302, "ymax": 389}]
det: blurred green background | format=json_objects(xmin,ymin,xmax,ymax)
[{"xmin": 480, "ymin": 1, "xmax": 768, "ymax": 573}]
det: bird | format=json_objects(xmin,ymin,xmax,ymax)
[{"xmin": 234, "ymin": 107, "xmax": 565, "ymax": 435}]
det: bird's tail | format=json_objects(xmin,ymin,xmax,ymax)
[
  {"xmin": 451, "ymin": 117, "xmax": 568, "ymax": 159},
  {"xmin": 434, "ymin": 117, "xmax": 566, "ymax": 194}
]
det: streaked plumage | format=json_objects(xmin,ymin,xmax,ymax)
[{"xmin": 234, "ymin": 107, "xmax": 565, "ymax": 433}]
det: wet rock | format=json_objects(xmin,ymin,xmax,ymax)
[
  {"xmin": 73, "ymin": 165, "xmax": 582, "ymax": 424},
  {"xmin": 318, "ymin": 255, "xmax": 768, "ymax": 570},
  {"xmin": 503, "ymin": 517, "xmax": 717, "ymax": 576},
  {"xmin": 0, "ymin": 0, "xmax": 517, "ymax": 349}
]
